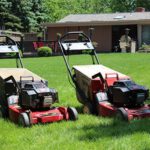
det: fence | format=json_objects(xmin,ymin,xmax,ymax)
[{"xmin": 23, "ymin": 40, "xmax": 59, "ymax": 54}]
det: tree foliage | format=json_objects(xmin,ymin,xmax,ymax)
[
  {"xmin": 44, "ymin": 0, "xmax": 112, "ymax": 22},
  {"xmin": 0, "ymin": 0, "xmax": 22, "ymax": 31},
  {"xmin": 1, "ymin": 0, "xmax": 150, "ymax": 32},
  {"xmin": 136, "ymin": 0, "xmax": 150, "ymax": 11},
  {"xmin": 110, "ymin": 0, "xmax": 136, "ymax": 12},
  {"xmin": 0, "ymin": 0, "xmax": 47, "ymax": 32},
  {"xmin": 9, "ymin": 0, "xmax": 47, "ymax": 32},
  {"xmin": 44, "ymin": 0, "xmax": 150, "ymax": 23}
]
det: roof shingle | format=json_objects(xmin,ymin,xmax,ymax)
[{"xmin": 58, "ymin": 12, "xmax": 150, "ymax": 23}]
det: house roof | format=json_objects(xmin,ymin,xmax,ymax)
[
  {"xmin": 59, "ymin": 12, "xmax": 150, "ymax": 22},
  {"xmin": 42, "ymin": 12, "xmax": 150, "ymax": 27}
]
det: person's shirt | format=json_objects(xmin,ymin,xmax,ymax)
[{"xmin": 120, "ymin": 35, "xmax": 131, "ymax": 48}]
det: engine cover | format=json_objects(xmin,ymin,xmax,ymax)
[
  {"xmin": 110, "ymin": 80, "xmax": 149, "ymax": 107},
  {"xmin": 19, "ymin": 81, "xmax": 58, "ymax": 109}
]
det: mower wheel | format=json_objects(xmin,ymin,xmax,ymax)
[
  {"xmin": 18, "ymin": 112, "xmax": 30, "ymax": 127},
  {"xmin": 116, "ymin": 107, "xmax": 129, "ymax": 121},
  {"xmin": 83, "ymin": 102, "xmax": 94, "ymax": 114},
  {"xmin": 67, "ymin": 107, "xmax": 78, "ymax": 120}
]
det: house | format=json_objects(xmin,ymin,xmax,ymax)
[
  {"xmin": 0, "ymin": 30, "xmax": 23, "ymax": 41},
  {"xmin": 42, "ymin": 11, "xmax": 150, "ymax": 52},
  {"xmin": 0, "ymin": 30, "xmax": 24, "ymax": 50}
]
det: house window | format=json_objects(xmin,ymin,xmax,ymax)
[{"xmin": 142, "ymin": 25, "xmax": 150, "ymax": 44}]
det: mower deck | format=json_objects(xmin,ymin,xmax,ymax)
[
  {"xmin": 126, "ymin": 105, "xmax": 150, "ymax": 120},
  {"xmin": 9, "ymin": 105, "xmax": 69, "ymax": 125},
  {"xmin": 99, "ymin": 101, "xmax": 150, "ymax": 121}
]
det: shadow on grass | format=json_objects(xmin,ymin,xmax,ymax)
[
  {"xmin": 76, "ymin": 118, "xmax": 150, "ymax": 141},
  {"xmin": 75, "ymin": 105, "xmax": 83, "ymax": 114}
]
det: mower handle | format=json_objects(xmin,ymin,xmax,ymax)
[
  {"xmin": 59, "ymin": 31, "xmax": 95, "ymax": 54},
  {"xmin": 0, "ymin": 35, "xmax": 23, "ymax": 68},
  {"xmin": 59, "ymin": 31, "xmax": 90, "ymax": 43},
  {"xmin": 59, "ymin": 31, "xmax": 100, "ymax": 84}
]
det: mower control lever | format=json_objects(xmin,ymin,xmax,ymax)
[
  {"xmin": 105, "ymin": 73, "xmax": 119, "ymax": 79},
  {"xmin": 4, "ymin": 75, "xmax": 20, "ymax": 92},
  {"xmin": 92, "ymin": 72, "xmax": 105, "ymax": 84},
  {"xmin": 20, "ymin": 76, "xmax": 34, "ymax": 83}
]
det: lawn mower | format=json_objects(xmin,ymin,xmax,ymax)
[
  {"xmin": 0, "ymin": 35, "xmax": 78, "ymax": 127},
  {"xmin": 59, "ymin": 31, "xmax": 150, "ymax": 121}
]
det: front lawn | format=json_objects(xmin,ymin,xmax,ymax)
[{"xmin": 0, "ymin": 53, "xmax": 150, "ymax": 150}]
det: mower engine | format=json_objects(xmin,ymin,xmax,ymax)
[
  {"xmin": 110, "ymin": 80, "xmax": 149, "ymax": 107},
  {"xmin": 19, "ymin": 81, "xmax": 58, "ymax": 109}
]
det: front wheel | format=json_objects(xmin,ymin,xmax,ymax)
[
  {"xmin": 18, "ymin": 112, "xmax": 31, "ymax": 127},
  {"xmin": 67, "ymin": 107, "xmax": 78, "ymax": 121},
  {"xmin": 115, "ymin": 107, "xmax": 129, "ymax": 121}
]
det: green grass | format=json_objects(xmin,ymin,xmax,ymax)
[{"xmin": 1, "ymin": 53, "xmax": 150, "ymax": 150}]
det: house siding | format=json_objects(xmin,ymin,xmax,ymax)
[{"xmin": 47, "ymin": 25, "xmax": 112, "ymax": 52}]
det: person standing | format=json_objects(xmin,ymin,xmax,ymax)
[{"xmin": 119, "ymin": 28, "xmax": 132, "ymax": 53}]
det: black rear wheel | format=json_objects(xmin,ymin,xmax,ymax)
[
  {"xmin": 67, "ymin": 107, "xmax": 78, "ymax": 121},
  {"xmin": 83, "ymin": 102, "xmax": 94, "ymax": 114},
  {"xmin": 0, "ymin": 105, "xmax": 8, "ymax": 118}
]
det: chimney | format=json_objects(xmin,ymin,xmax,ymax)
[{"xmin": 135, "ymin": 7, "xmax": 145, "ymax": 12}]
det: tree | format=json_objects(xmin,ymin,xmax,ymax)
[
  {"xmin": 31, "ymin": 0, "xmax": 48, "ymax": 32},
  {"xmin": 90, "ymin": 0, "xmax": 111, "ymax": 13},
  {"xmin": 1, "ymin": 0, "xmax": 150, "ymax": 32},
  {"xmin": 110, "ymin": 0, "xmax": 136, "ymax": 12},
  {"xmin": 9, "ymin": 0, "xmax": 33, "ymax": 32},
  {"xmin": 0, "ymin": 0, "xmax": 22, "ymax": 31},
  {"xmin": 44, "ymin": 0, "xmax": 112, "ymax": 22},
  {"xmin": 136, "ymin": 0, "xmax": 150, "ymax": 11},
  {"xmin": 9, "ymin": 0, "xmax": 47, "ymax": 32}
]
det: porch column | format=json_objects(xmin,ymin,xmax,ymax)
[{"xmin": 137, "ymin": 24, "xmax": 142, "ymax": 48}]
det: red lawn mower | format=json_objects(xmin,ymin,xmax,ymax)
[
  {"xmin": 0, "ymin": 36, "xmax": 78, "ymax": 127},
  {"xmin": 59, "ymin": 31, "xmax": 149, "ymax": 121}
]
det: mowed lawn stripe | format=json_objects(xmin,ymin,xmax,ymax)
[{"xmin": 0, "ymin": 53, "xmax": 150, "ymax": 150}]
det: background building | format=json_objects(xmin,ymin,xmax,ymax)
[{"xmin": 42, "ymin": 11, "xmax": 150, "ymax": 52}]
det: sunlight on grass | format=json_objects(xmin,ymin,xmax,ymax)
[{"xmin": 0, "ymin": 53, "xmax": 150, "ymax": 150}]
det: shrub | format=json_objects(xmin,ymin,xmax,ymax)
[
  {"xmin": 37, "ymin": 46, "xmax": 52, "ymax": 57},
  {"xmin": 139, "ymin": 43, "xmax": 150, "ymax": 51}
]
